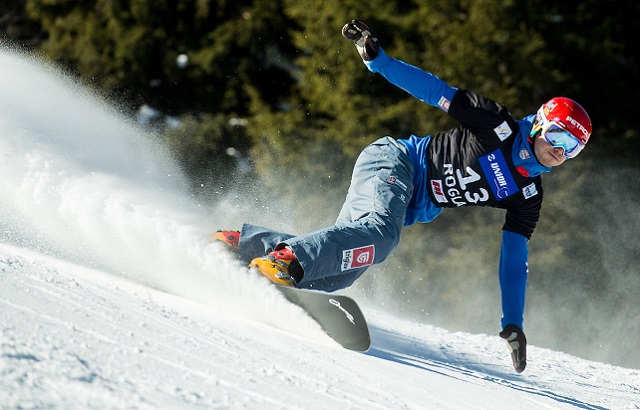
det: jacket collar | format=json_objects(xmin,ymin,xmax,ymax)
[{"xmin": 513, "ymin": 115, "xmax": 551, "ymax": 177}]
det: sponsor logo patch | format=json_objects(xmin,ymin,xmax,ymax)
[
  {"xmin": 522, "ymin": 182, "xmax": 538, "ymax": 199},
  {"xmin": 430, "ymin": 180, "xmax": 448, "ymax": 203},
  {"xmin": 478, "ymin": 149, "xmax": 518, "ymax": 200},
  {"xmin": 341, "ymin": 245, "xmax": 375, "ymax": 271},
  {"xmin": 519, "ymin": 148, "xmax": 531, "ymax": 160},
  {"xmin": 494, "ymin": 120, "xmax": 512, "ymax": 141},
  {"xmin": 437, "ymin": 96, "xmax": 451, "ymax": 111},
  {"xmin": 388, "ymin": 176, "xmax": 407, "ymax": 192}
]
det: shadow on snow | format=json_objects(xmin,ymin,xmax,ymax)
[{"xmin": 366, "ymin": 326, "xmax": 606, "ymax": 410}]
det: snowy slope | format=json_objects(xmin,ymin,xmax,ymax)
[
  {"xmin": 2, "ymin": 244, "xmax": 639, "ymax": 409},
  {"xmin": 1, "ymin": 46, "xmax": 639, "ymax": 409}
]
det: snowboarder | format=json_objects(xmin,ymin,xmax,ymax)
[{"xmin": 214, "ymin": 20, "xmax": 592, "ymax": 373}]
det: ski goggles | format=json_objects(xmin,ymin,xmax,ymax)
[
  {"xmin": 534, "ymin": 108, "xmax": 584, "ymax": 158},
  {"xmin": 541, "ymin": 122, "xmax": 584, "ymax": 158}
]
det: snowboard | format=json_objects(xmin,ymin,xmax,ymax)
[{"xmin": 276, "ymin": 285, "xmax": 370, "ymax": 352}]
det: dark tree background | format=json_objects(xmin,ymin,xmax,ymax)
[{"xmin": 2, "ymin": 0, "xmax": 639, "ymax": 368}]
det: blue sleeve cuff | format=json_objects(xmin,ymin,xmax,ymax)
[
  {"xmin": 364, "ymin": 47, "xmax": 392, "ymax": 72},
  {"xmin": 499, "ymin": 230, "xmax": 529, "ymax": 330}
]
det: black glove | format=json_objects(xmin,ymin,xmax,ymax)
[
  {"xmin": 341, "ymin": 20, "xmax": 380, "ymax": 61},
  {"xmin": 499, "ymin": 325, "xmax": 527, "ymax": 373}
]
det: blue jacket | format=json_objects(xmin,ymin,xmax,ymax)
[{"xmin": 366, "ymin": 48, "xmax": 551, "ymax": 330}]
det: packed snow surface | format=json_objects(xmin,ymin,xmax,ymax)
[
  {"xmin": 2, "ymin": 244, "xmax": 639, "ymax": 409},
  {"xmin": 1, "ymin": 46, "xmax": 639, "ymax": 409}
]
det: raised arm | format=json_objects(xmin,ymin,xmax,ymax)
[{"xmin": 342, "ymin": 20, "xmax": 457, "ymax": 112}]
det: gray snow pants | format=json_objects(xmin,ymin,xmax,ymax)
[{"xmin": 238, "ymin": 137, "xmax": 414, "ymax": 291}]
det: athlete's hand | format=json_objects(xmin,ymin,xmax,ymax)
[
  {"xmin": 341, "ymin": 20, "xmax": 380, "ymax": 61},
  {"xmin": 499, "ymin": 325, "xmax": 527, "ymax": 373}
]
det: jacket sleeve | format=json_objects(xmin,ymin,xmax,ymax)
[
  {"xmin": 365, "ymin": 48, "xmax": 457, "ymax": 112},
  {"xmin": 503, "ymin": 178, "xmax": 543, "ymax": 240},
  {"xmin": 499, "ymin": 230, "xmax": 529, "ymax": 330}
]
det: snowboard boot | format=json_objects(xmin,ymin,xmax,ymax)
[
  {"xmin": 210, "ymin": 230, "xmax": 240, "ymax": 253},
  {"xmin": 249, "ymin": 246, "xmax": 304, "ymax": 287}
]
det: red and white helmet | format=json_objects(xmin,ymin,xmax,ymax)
[{"xmin": 532, "ymin": 97, "xmax": 592, "ymax": 158}]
